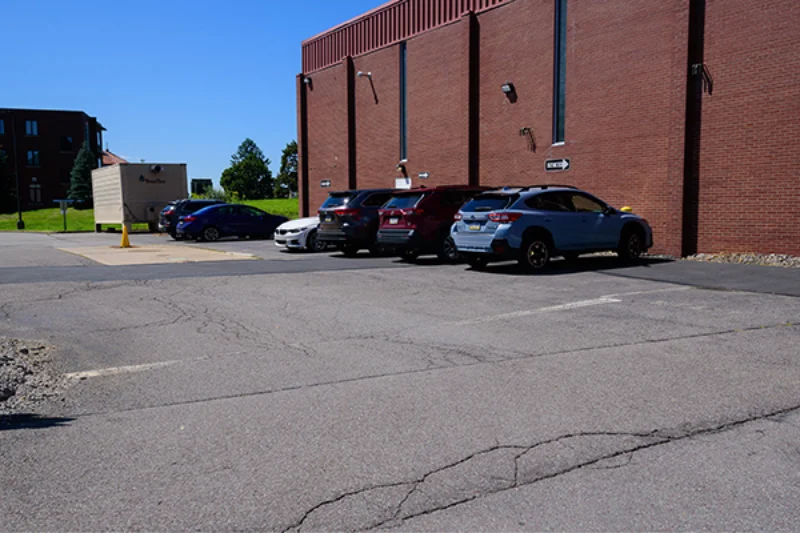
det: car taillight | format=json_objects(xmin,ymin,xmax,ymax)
[
  {"xmin": 335, "ymin": 208, "xmax": 361, "ymax": 221},
  {"xmin": 488, "ymin": 212, "xmax": 522, "ymax": 223},
  {"xmin": 163, "ymin": 207, "xmax": 175, "ymax": 215},
  {"xmin": 454, "ymin": 213, "xmax": 463, "ymax": 221},
  {"xmin": 182, "ymin": 215, "xmax": 196, "ymax": 223},
  {"xmin": 401, "ymin": 208, "xmax": 424, "ymax": 216}
]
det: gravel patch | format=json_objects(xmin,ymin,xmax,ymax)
[
  {"xmin": 685, "ymin": 252, "xmax": 800, "ymax": 268},
  {"xmin": 0, "ymin": 338, "xmax": 68, "ymax": 415}
]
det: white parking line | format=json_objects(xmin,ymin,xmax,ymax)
[
  {"xmin": 65, "ymin": 360, "xmax": 184, "ymax": 380},
  {"xmin": 451, "ymin": 297, "xmax": 623, "ymax": 326},
  {"xmin": 601, "ymin": 286, "xmax": 692, "ymax": 299}
]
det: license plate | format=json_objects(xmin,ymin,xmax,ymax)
[
  {"xmin": 389, "ymin": 217, "xmax": 399, "ymax": 225},
  {"xmin": 468, "ymin": 224, "xmax": 481, "ymax": 231},
  {"xmin": 325, "ymin": 216, "xmax": 333, "ymax": 222}
]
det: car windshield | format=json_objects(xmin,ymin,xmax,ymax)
[
  {"xmin": 462, "ymin": 194, "xmax": 517, "ymax": 212},
  {"xmin": 321, "ymin": 194, "xmax": 352, "ymax": 209},
  {"xmin": 383, "ymin": 193, "xmax": 425, "ymax": 209}
]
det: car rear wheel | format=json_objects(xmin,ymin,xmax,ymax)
[
  {"xmin": 437, "ymin": 236, "xmax": 460, "ymax": 263},
  {"xmin": 201, "ymin": 226, "xmax": 220, "ymax": 242},
  {"xmin": 306, "ymin": 230, "xmax": 325, "ymax": 252},
  {"xmin": 618, "ymin": 228, "xmax": 645, "ymax": 263},
  {"xmin": 519, "ymin": 236, "xmax": 551, "ymax": 273}
]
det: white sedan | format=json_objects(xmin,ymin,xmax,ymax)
[{"xmin": 273, "ymin": 216, "xmax": 326, "ymax": 252}]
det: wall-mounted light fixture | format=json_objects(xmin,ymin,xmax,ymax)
[
  {"xmin": 501, "ymin": 82, "xmax": 515, "ymax": 95},
  {"xmin": 303, "ymin": 76, "xmax": 312, "ymax": 85},
  {"xmin": 356, "ymin": 71, "xmax": 372, "ymax": 79},
  {"xmin": 396, "ymin": 163, "xmax": 407, "ymax": 176}
]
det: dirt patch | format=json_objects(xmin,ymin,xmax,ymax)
[{"xmin": 0, "ymin": 338, "xmax": 67, "ymax": 414}]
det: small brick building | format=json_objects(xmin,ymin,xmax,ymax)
[{"xmin": 297, "ymin": 0, "xmax": 799, "ymax": 256}]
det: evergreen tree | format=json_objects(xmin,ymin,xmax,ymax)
[
  {"xmin": 68, "ymin": 140, "xmax": 96, "ymax": 206},
  {"xmin": 220, "ymin": 139, "xmax": 273, "ymax": 199},
  {"xmin": 274, "ymin": 140, "xmax": 298, "ymax": 198}
]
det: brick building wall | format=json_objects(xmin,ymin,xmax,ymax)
[
  {"xmin": 0, "ymin": 109, "xmax": 103, "ymax": 211},
  {"xmin": 299, "ymin": 0, "xmax": 800, "ymax": 256},
  {"xmin": 695, "ymin": 0, "xmax": 800, "ymax": 254}
]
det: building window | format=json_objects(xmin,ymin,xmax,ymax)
[
  {"xmin": 97, "ymin": 131, "xmax": 102, "ymax": 149},
  {"xmin": 399, "ymin": 41, "xmax": 408, "ymax": 161},
  {"xmin": 25, "ymin": 120, "xmax": 39, "ymax": 136},
  {"xmin": 553, "ymin": 0, "xmax": 567, "ymax": 144},
  {"xmin": 29, "ymin": 179, "xmax": 42, "ymax": 204},
  {"xmin": 0, "ymin": 119, "xmax": 4, "ymax": 135},
  {"xmin": 27, "ymin": 150, "xmax": 41, "ymax": 167},
  {"xmin": 60, "ymin": 136, "xmax": 74, "ymax": 152},
  {"xmin": 97, "ymin": 157, "xmax": 103, "ymax": 168}
]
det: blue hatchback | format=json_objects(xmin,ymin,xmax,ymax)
[
  {"xmin": 176, "ymin": 204, "xmax": 288, "ymax": 242},
  {"xmin": 451, "ymin": 185, "xmax": 653, "ymax": 272}
]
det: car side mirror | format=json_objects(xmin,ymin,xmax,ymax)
[{"xmin": 604, "ymin": 207, "xmax": 617, "ymax": 216}]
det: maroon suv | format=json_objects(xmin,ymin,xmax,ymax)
[{"xmin": 376, "ymin": 185, "xmax": 487, "ymax": 262}]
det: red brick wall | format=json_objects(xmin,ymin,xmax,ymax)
[
  {"xmin": 697, "ymin": 0, "xmax": 800, "ymax": 254},
  {"xmin": 478, "ymin": 0, "xmax": 690, "ymax": 255},
  {"xmin": 300, "ymin": 0, "xmax": 800, "ymax": 255},
  {"xmin": 305, "ymin": 63, "xmax": 349, "ymax": 213},
  {"xmin": 353, "ymin": 46, "xmax": 402, "ymax": 190},
  {"xmin": 403, "ymin": 20, "xmax": 470, "ymax": 187}
]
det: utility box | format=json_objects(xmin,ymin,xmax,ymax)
[{"xmin": 91, "ymin": 163, "xmax": 188, "ymax": 232}]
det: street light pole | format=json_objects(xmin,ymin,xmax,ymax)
[{"xmin": 10, "ymin": 112, "xmax": 24, "ymax": 230}]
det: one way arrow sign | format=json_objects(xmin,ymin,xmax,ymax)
[{"xmin": 545, "ymin": 158, "xmax": 571, "ymax": 171}]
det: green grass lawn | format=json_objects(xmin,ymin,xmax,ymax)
[
  {"xmin": 0, "ymin": 198, "xmax": 299, "ymax": 233},
  {"xmin": 241, "ymin": 198, "xmax": 300, "ymax": 220}
]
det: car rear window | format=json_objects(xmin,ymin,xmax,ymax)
[
  {"xmin": 383, "ymin": 193, "xmax": 425, "ymax": 209},
  {"xmin": 321, "ymin": 194, "xmax": 353, "ymax": 209},
  {"xmin": 461, "ymin": 194, "xmax": 516, "ymax": 212}
]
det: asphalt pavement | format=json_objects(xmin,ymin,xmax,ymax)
[{"xmin": 1, "ymin": 232, "xmax": 799, "ymax": 531}]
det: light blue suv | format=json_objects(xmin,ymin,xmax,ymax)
[{"xmin": 451, "ymin": 185, "xmax": 653, "ymax": 272}]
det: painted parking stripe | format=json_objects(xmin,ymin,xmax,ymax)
[
  {"xmin": 65, "ymin": 360, "xmax": 184, "ymax": 380},
  {"xmin": 451, "ymin": 297, "xmax": 622, "ymax": 326}
]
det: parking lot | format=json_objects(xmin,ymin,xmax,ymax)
[{"xmin": 2, "ymin": 231, "xmax": 800, "ymax": 531}]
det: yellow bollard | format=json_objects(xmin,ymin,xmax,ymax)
[{"xmin": 120, "ymin": 224, "xmax": 131, "ymax": 248}]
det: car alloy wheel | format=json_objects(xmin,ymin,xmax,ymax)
[
  {"xmin": 307, "ymin": 230, "xmax": 325, "ymax": 252},
  {"xmin": 624, "ymin": 232, "xmax": 643, "ymax": 261},
  {"xmin": 202, "ymin": 226, "xmax": 220, "ymax": 242},
  {"xmin": 438, "ymin": 236, "xmax": 460, "ymax": 263},
  {"xmin": 522, "ymin": 239, "xmax": 550, "ymax": 271}
]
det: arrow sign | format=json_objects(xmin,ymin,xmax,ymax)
[{"xmin": 545, "ymin": 158, "xmax": 571, "ymax": 172}]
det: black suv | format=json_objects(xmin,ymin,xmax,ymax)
[
  {"xmin": 159, "ymin": 199, "xmax": 225, "ymax": 239},
  {"xmin": 317, "ymin": 188, "xmax": 396, "ymax": 256}
]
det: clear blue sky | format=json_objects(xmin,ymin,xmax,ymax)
[{"xmin": 2, "ymin": 0, "xmax": 381, "ymax": 186}]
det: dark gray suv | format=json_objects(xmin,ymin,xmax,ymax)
[
  {"xmin": 317, "ymin": 189, "xmax": 396, "ymax": 256},
  {"xmin": 159, "ymin": 199, "xmax": 225, "ymax": 239}
]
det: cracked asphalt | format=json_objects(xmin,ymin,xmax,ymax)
[{"xmin": 1, "ymin": 232, "xmax": 799, "ymax": 531}]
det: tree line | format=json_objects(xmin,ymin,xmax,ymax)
[{"xmin": 215, "ymin": 138, "xmax": 297, "ymax": 201}]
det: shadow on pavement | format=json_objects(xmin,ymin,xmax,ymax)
[
  {"xmin": 472, "ymin": 256, "xmax": 674, "ymax": 276},
  {"xmin": 0, "ymin": 413, "xmax": 76, "ymax": 431}
]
